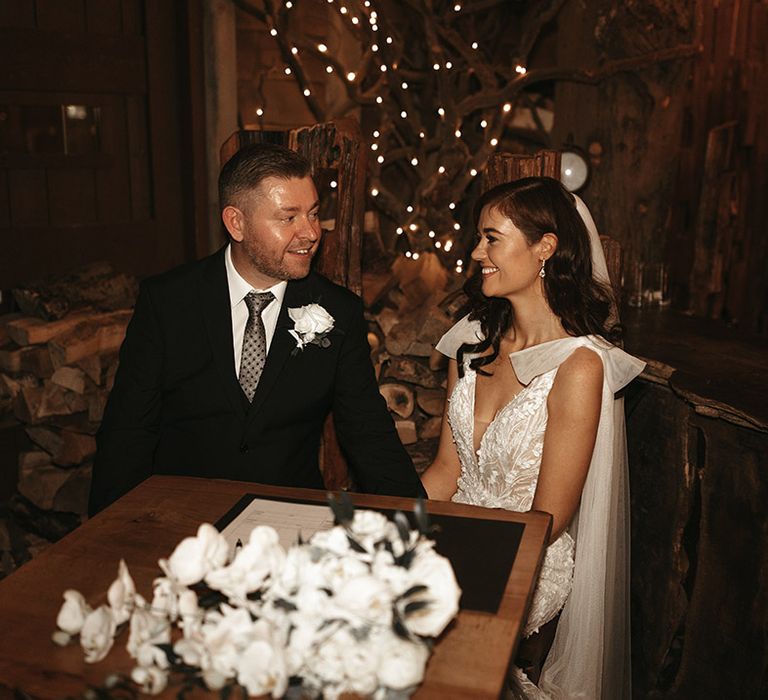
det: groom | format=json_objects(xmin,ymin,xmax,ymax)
[{"xmin": 88, "ymin": 143, "xmax": 424, "ymax": 515}]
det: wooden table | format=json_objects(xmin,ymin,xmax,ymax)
[{"xmin": 0, "ymin": 476, "xmax": 550, "ymax": 700}]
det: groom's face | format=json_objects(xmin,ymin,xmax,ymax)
[{"xmin": 227, "ymin": 176, "xmax": 322, "ymax": 289}]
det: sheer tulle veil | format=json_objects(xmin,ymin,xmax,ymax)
[{"xmin": 534, "ymin": 195, "xmax": 632, "ymax": 699}]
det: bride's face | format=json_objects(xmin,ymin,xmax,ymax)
[{"xmin": 471, "ymin": 205, "xmax": 545, "ymax": 299}]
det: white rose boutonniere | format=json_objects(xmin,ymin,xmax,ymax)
[{"xmin": 288, "ymin": 303, "xmax": 334, "ymax": 352}]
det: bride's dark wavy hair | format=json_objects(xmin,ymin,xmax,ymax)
[{"xmin": 457, "ymin": 176, "xmax": 620, "ymax": 376}]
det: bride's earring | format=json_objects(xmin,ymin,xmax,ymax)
[{"xmin": 539, "ymin": 259, "xmax": 546, "ymax": 279}]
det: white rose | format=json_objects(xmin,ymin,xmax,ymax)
[
  {"xmin": 56, "ymin": 589, "xmax": 91, "ymax": 635},
  {"xmin": 162, "ymin": 523, "xmax": 229, "ymax": 586},
  {"xmin": 375, "ymin": 632, "xmax": 429, "ymax": 690},
  {"xmin": 127, "ymin": 607, "xmax": 171, "ymax": 659},
  {"xmin": 200, "ymin": 605, "xmax": 255, "ymax": 677},
  {"xmin": 399, "ymin": 548, "xmax": 461, "ymax": 637},
  {"xmin": 80, "ymin": 605, "xmax": 117, "ymax": 663},
  {"xmin": 271, "ymin": 545, "xmax": 327, "ymax": 594},
  {"xmin": 349, "ymin": 510, "xmax": 395, "ymax": 546},
  {"xmin": 206, "ymin": 526, "xmax": 285, "ymax": 600},
  {"xmin": 107, "ymin": 559, "xmax": 136, "ymax": 625},
  {"xmin": 341, "ymin": 637, "xmax": 380, "ymax": 696},
  {"xmin": 288, "ymin": 304, "xmax": 334, "ymax": 342},
  {"xmin": 150, "ymin": 577, "xmax": 179, "ymax": 620},
  {"xmin": 131, "ymin": 665, "xmax": 168, "ymax": 695},
  {"xmin": 334, "ymin": 574, "xmax": 393, "ymax": 626},
  {"xmin": 319, "ymin": 553, "xmax": 369, "ymax": 592},
  {"xmin": 135, "ymin": 641, "xmax": 170, "ymax": 670},
  {"xmin": 309, "ymin": 526, "xmax": 351, "ymax": 557},
  {"xmin": 235, "ymin": 621, "xmax": 288, "ymax": 698},
  {"xmin": 173, "ymin": 637, "xmax": 205, "ymax": 666}
]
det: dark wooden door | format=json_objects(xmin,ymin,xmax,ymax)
[{"xmin": 0, "ymin": 0, "xmax": 203, "ymax": 288}]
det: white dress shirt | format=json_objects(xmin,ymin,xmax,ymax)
[{"xmin": 225, "ymin": 245, "xmax": 287, "ymax": 378}]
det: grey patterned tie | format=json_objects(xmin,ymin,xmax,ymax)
[{"xmin": 239, "ymin": 291, "xmax": 274, "ymax": 402}]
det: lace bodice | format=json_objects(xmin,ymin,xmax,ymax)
[
  {"xmin": 447, "ymin": 359, "xmax": 575, "ymax": 638},
  {"xmin": 449, "ymin": 366, "xmax": 555, "ymax": 512}
]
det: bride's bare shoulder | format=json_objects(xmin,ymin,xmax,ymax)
[{"xmin": 550, "ymin": 346, "xmax": 603, "ymax": 399}]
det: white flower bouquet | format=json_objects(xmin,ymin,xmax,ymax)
[{"xmin": 54, "ymin": 499, "xmax": 461, "ymax": 699}]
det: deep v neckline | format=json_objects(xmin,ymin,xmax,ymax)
[{"xmin": 469, "ymin": 369, "xmax": 530, "ymax": 457}]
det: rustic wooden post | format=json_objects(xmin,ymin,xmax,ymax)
[{"xmin": 482, "ymin": 151, "xmax": 561, "ymax": 190}]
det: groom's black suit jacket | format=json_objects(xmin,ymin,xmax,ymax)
[{"xmin": 88, "ymin": 249, "xmax": 424, "ymax": 515}]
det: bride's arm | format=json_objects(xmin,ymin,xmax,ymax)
[
  {"xmin": 532, "ymin": 347, "xmax": 603, "ymax": 543},
  {"xmin": 420, "ymin": 359, "xmax": 462, "ymax": 500}
]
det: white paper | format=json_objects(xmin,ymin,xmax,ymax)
[{"xmin": 220, "ymin": 497, "xmax": 336, "ymax": 557}]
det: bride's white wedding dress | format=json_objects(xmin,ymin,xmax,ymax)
[{"xmin": 436, "ymin": 322, "xmax": 645, "ymax": 699}]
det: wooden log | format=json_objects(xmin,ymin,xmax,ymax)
[
  {"xmin": 0, "ymin": 313, "xmax": 23, "ymax": 346},
  {"xmin": 1, "ymin": 373, "xmax": 39, "ymax": 401},
  {"xmin": 384, "ymin": 357, "xmax": 443, "ymax": 389},
  {"xmin": 47, "ymin": 310, "xmax": 131, "ymax": 367},
  {"xmin": 417, "ymin": 388, "xmax": 447, "ymax": 416},
  {"xmin": 0, "ymin": 344, "xmax": 54, "ymax": 377},
  {"xmin": 482, "ymin": 151, "xmax": 561, "ymax": 191},
  {"xmin": 379, "ymin": 382, "xmax": 415, "ymax": 418},
  {"xmin": 17, "ymin": 451, "xmax": 71, "ymax": 511},
  {"xmin": 52, "ymin": 463, "xmax": 93, "ymax": 516},
  {"xmin": 12, "ymin": 262, "xmax": 138, "ymax": 321},
  {"xmin": 419, "ymin": 416, "xmax": 443, "ymax": 440},
  {"xmin": 88, "ymin": 389, "xmax": 109, "ymax": 423},
  {"xmin": 25, "ymin": 426, "xmax": 63, "ymax": 456},
  {"xmin": 13, "ymin": 385, "xmax": 44, "ymax": 424},
  {"xmin": 75, "ymin": 354, "xmax": 103, "ymax": 384},
  {"xmin": 52, "ymin": 430, "xmax": 96, "ymax": 467},
  {"xmin": 50, "ymin": 366, "xmax": 87, "ymax": 394},
  {"xmin": 37, "ymin": 381, "xmax": 89, "ymax": 419},
  {"xmin": 394, "ymin": 419, "xmax": 418, "ymax": 445},
  {"xmin": 4, "ymin": 310, "xmax": 100, "ymax": 346}
]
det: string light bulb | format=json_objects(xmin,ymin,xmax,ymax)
[
  {"xmin": 370, "ymin": 187, "xmax": 379, "ymax": 196},
  {"xmin": 284, "ymin": 67, "xmax": 292, "ymax": 75},
  {"xmin": 433, "ymin": 63, "xmax": 440, "ymax": 70},
  {"xmin": 372, "ymin": 44, "xmax": 378, "ymax": 52},
  {"xmin": 330, "ymin": 180, "xmax": 337, "ymax": 188},
  {"xmin": 270, "ymin": 28, "xmax": 278, "ymax": 36},
  {"xmin": 437, "ymin": 107, "xmax": 445, "ymax": 116},
  {"xmin": 435, "ymin": 241, "xmax": 442, "ymax": 248},
  {"xmin": 471, "ymin": 42, "xmax": 478, "ymax": 49},
  {"xmin": 444, "ymin": 240, "xmax": 453, "ymax": 251},
  {"xmin": 515, "ymin": 65, "xmax": 527, "ymax": 74},
  {"xmin": 396, "ymin": 227, "xmax": 403, "ymax": 234},
  {"xmin": 446, "ymin": 61, "xmax": 453, "ymax": 69},
  {"xmin": 285, "ymin": 0, "xmax": 293, "ymax": 7},
  {"xmin": 449, "ymin": 202, "xmax": 456, "ymax": 210},
  {"xmin": 373, "ymin": 130, "xmax": 380, "ymax": 137},
  {"xmin": 453, "ymin": 222, "xmax": 461, "ymax": 230},
  {"xmin": 454, "ymin": 3, "xmax": 462, "ymax": 10},
  {"xmin": 410, "ymin": 157, "xmax": 418, "ymax": 165},
  {"xmin": 503, "ymin": 103, "xmax": 512, "ymax": 112},
  {"xmin": 480, "ymin": 119, "xmax": 488, "ymax": 128},
  {"xmin": 490, "ymin": 137, "xmax": 499, "ymax": 146},
  {"xmin": 347, "ymin": 71, "xmax": 356, "ymax": 81},
  {"xmin": 318, "ymin": 43, "xmax": 328, "ymax": 52},
  {"xmin": 412, "ymin": 252, "xmax": 420, "ymax": 260},
  {"xmin": 380, "ymin": 65, "xmax": 387, "ymax": 72},
  {"xmin": 371, "ymin": 143, "xmax": 379, "ymax": 151},
  {"xmin": 454, "ymin": 129, "xmax": 461, "ymax": 137},
  {"xmin": 470, "ymin": 168, "xmax": 478, "ymax": 176},
  {"xmin": 409, "ymin": 223, "xmax": 418, "ymax": 231},
  {"xmin": 326, "ymin": 66, "xmax": 333, "ymax": 73},
  {"xmin": 256, "ymin": 107, "xmax": 264, "ymax": 116},
  {"xmin": 400, "ymin": 110, "xmax": 407, "ymax": 118},
  {"xmin": 405, "ymin": 251, "xmax": 412, "ymax": 258},
  {"xmin": 406, "ymin": 205, "xmax": 414, "ymax": 213},
  {"xmin": 401, "ymin": 82, "xmax": 408, "ymax": 89},
  {"xmin": 291, "ymin": 47, "xmax": 298, "ymax": 54},
  {"xmin": 377, "ymin": 155, "xmax": 384, "ymax": 163},
  {"xmin": 303, "ymin": 88, "xmax": 311, "ymax": 96},
  {"xmin": 428, "ymin": 230, "xmax": 436, "ymax": 238},
  {"xmin": 376, "ymin": 96, "xmax": 383, "ymax": 103},
  {"xmin": 438, "ymin": 166, "xmax": 446, "ymax": 173}
]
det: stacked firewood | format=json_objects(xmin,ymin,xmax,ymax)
[
  {"xmin": 0, "ymin": 264, "xmax": 137, "ymax": 527},
  {"xmin": 364, "ymin": 251, "xmax": 465, "ymax": 471}
]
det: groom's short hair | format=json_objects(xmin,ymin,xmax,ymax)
[{"xmin": 218, "ymin": 142, "xmax": 312, "ymax": 209}]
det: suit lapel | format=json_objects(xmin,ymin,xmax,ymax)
[
  {"xmin": 197, "ymin": 249, "xmax": 247, "ymax": 415},
  {"xmin": 245, "ymin": 277, "xmax": 313, "ymax": 427}
]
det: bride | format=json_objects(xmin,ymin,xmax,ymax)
[{"xmin": 421, "ymin": 177, "xmax": 644, "ymax": 699}]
